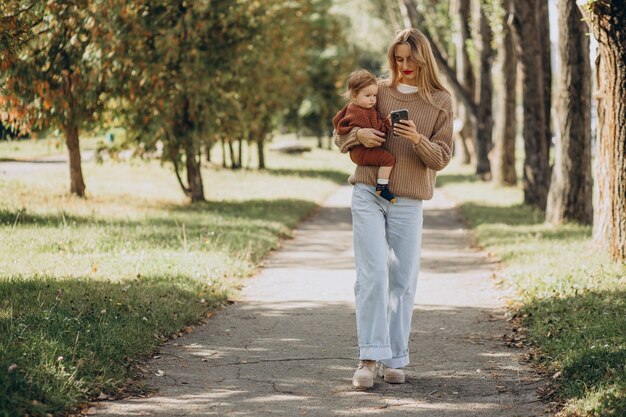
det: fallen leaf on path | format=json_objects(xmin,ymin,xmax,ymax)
[{"xmin": 155, "ymin": 369, "xmax": 165, "ymax": 377}]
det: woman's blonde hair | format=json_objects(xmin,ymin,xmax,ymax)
[{"xmin": 386, "ymin": 28, "xmax": 448, "ymax": 106}]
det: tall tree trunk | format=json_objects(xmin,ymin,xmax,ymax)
[
  {"xmin": 582, "ymin": 1, "xmax": 626, "ymax": 261},
  {"xmin": 510, "ymin": 0, "xmax": 550, "ymax": 210},
  {"xmin": 184, "ymin": 142, "xmax": 205, "ymax": 202},
  {"xmin": 538, "ymin": 0, "xmax": 552, "ymax": 151},
  {"xmin": 472, "ymin": 0, "xmax": 493, "ymax": 178},
  {"xmin": 492, "ymin": 0, "xmax": 517, "ymax": 186},
  {"xmin": 64, "ymin": 124, "xmax": 86, "ymax": 197},
  {"xmin": 454, "ymin": 0, "xmax": 475, "ymax": 165},
  {"xmin": 546, "ymin": 0, "xmax": 592, "ymax": 225}
]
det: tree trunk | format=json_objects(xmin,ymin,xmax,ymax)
[
  {"xmin": 184, "ymin": 142, "xmax": 205, "ymax": 202},
  {"xmin": 472, "ymin": 0, "xmax": 493, "ymax": 178},
  {"xmin": 257, "ymin": 140, "xmax": 265, "ymax": 169},
  {"xmin": 228, "ymin": 140, "xmax": 238, "ymax": 169},
  {"xmin": 510, "ymin": 0, "xmax": 550, "ymax": 210},
  {"xmin": 546, "ymin": 0, "xmax": 592, "ymax": 225},
  {"xmin": 221, "ymin": 138, "xmax": 227, "ymax": 168},
  {"xmin": 492, "ymin": 0, "xmax": 517, "ymax": 186},
  {"xmin": 582, "ymin": 1, "xmax": 626, "ymax": 261},
  {"xmin": 454, "ymin": 0, "xmax": 475, "ymax": 165},
  {"xmin": 538, "ymin": 0, "xmax": 552, "ymax": 151},
  {"xmin": 237, "ymin": 137, "xmax": 243, "ymax": 168},
  {"xmin": 64, "ymin": 124, "xmax": 86, "ymax": 197}
]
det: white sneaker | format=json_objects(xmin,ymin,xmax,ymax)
[
  {"xmin": 352, "ymin": 360, "xmax": 377, "ymax": 388},
  {"xmin": 378, "ymin": 363, "xmax": 405, "ymax": 384}
]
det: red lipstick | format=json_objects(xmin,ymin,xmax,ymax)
[{"xmin": 402, "ymin": 70, "xmax": 414, "ymax": 74}]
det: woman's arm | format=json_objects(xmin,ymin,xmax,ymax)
[
  {"xmin": 393, "ymin": 99, "xmax": 454, "ymax": 171},
  {"xmin": 410, "ymin": 106, "xmax": 454, "ymax": 171}
]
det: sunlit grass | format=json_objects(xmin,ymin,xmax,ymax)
[
  {"xmin": 439, "ymin": 158, "xmax": 626, "ymax": 417},
  {"xmin": 0, "ymin": 135, "xmax": 354, "ymax": 415}
]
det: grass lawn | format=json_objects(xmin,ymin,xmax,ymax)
[
  {"xmin": 0, "ymin": 135, "xmax": 353, "ymax": 416},
  {"xmin": 438, "ymin": 160, "xmax": 626, "ymax": 417}
]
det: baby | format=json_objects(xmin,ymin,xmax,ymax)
[{"xmin": 332, "ymin": 70, "xmax": 396, "ymax": 203}]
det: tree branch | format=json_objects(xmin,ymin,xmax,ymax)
[{"xmin": 402, "ymin": 0, "xmax": 477, "ymax": 116}]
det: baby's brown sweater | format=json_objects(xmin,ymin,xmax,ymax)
[{"xmin": 334, "ymin": 80, "xmax": 454, "ymax": 200}]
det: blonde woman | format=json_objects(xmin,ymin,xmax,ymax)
[{"xmin": 334, "ymin": 28, "xmax": 454, "ymax": 388}]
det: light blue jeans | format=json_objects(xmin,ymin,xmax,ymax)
[{"xmin": 351, "ymin": 183, "xmax": 423, "ymax": 369}]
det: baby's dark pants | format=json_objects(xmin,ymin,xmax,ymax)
[{"xmin": 350, "ymin": 145, "xmax": 395, "ymax": 167}]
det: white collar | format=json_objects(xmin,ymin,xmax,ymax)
[{"xmin": 397, "ymin": 83, "xmax": 418, "ymax": 94}]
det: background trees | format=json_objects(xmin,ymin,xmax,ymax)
[
  {"xmin": 1, "ymin": 1, "xmax": 113, "ymax": 196},
  {"xmin": 1, "ymin": 0, "xmax": 624, "ymax": 260}
]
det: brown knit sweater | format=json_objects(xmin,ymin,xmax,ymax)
[
  {"xmin": 334, "ymin": 80, "xmax": 454, "ymax": 200},
  {"xmin": 332, "ymin": 103, "xmax": 390, "ymax": 135}
]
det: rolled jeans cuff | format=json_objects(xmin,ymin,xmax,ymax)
[
  {"xmin": 380, "ymin": 354, "xmax": 410, "ymax": 369},
  {"xmin": 359, "ymin": 344, "xmax": 393, "ymax": 361}
]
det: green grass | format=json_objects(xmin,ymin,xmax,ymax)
[
  {"xmin": 438, "ymin": 160, "xmax": 626, "ymax": 417},
  {"xmin": 0, "ymin": 136, "xmax": 353, "ymax": 416}
]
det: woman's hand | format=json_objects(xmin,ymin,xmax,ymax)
[
  {"xmin": 394, "ymin": 120, "xmax": 422, "ymax": 145},
  {"xmin": 356, "ymin": 128, "xmax": 386, "ymax": 148}
]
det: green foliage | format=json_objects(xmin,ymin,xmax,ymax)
[
  {"xmin": 439, "ymin": 162, "xmax": 626, "ymax": 417},
  {"xmin": 0, "ymin": 1, "xmax": 40, "ymax": 74},
  {"xmin": 285, "ymin": 0, "xmax": 357, "ymax": 140},
  {"xmin": 414, "ymin": 0, "xmax": 455, "ymax": 58},
  {"xmin": 0, "ymin": 1, "xmax": 112, "ymax": 134}
]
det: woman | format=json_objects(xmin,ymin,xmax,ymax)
[{"xmin": 334, "ymin": 28, "xmax": 453, "ymax": 388}]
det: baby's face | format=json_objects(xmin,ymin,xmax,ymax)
[{"xmin": 353, "ymin": 84, "xmax": 378, "ymax": 109}]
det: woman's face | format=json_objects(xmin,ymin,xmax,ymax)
[{"xmin": 395, "ymin": 44, "xmax": 418, "ymax": 85}]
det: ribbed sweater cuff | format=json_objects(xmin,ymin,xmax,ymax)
[{"xmin": 334, "ymin": 127, "xmax": 360, "ymax": 154}]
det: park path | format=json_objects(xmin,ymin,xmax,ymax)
[{"xmin": 94, "ymin": 185, "xmax": 545, "ymax": 417}]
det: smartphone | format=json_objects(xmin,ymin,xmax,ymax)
[{"xmin": 390, "ymin": 109, "xmax": 409, "ymax": 127}]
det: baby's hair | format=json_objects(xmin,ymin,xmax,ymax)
[{"xmin": 342, "ymin": 69, "xmax": 378, "ymax": 101}]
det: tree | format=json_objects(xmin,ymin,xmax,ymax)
[
  {"xmin": 452, "ymin": 0, "xmax": 475, "ymax": 165},
  {"xmin": 546, "ymin": 0, "xmax": 592, "ymax": 225},
  {"xmin": 580, "ymin": 0, "xmax": 626, "ymax": 261},
  {"xmin": 509, "ymin": 0, "xmax": 551, "ymax": 210},
  {"xmin": 492, "ymin": 0, "xmax": 517, "ymax": 186},
  {"xmin": 1, "ymin": 1, "xmax": 112, "ymax": 197},
  {"xmin": 111, "ymin": 0, "xmax": 257, "ymax": 201},
  {"xmin": 291, "ymin": 3, "xmax": 356, "ymax": 151},
  {"xmin": 471, "ymin": 0, "xmax": 493, "ymax": 178},
  {"xmin": 402, "ymin": 0, "xmax": 494, "ymax": 179},
  {"xmin": 538, "ymin": 0, "xmax": 552, "ymax": 151},
  {"xmin": 229, "ymin": 0, "xmax": 316, "ymax": 169}
]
